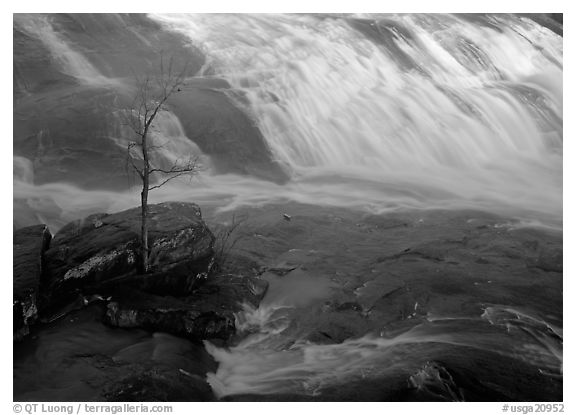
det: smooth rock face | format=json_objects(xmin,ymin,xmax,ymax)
[
  {"xmin": 14, "ymin": 86, "xmax": 133, "ymax": 191},
  {"xmin": 13, "ymin": 224, "xmax": 52, "ymax": 340},
  {"xmin": 43, "ymin": 202, "xmax": 215, "ymax": 312},
  {"xmin": 169, "ymin": 85, "xmax": 289, "ymax": 183},
  {"xmin": 105, "ymin": 274, "xmax": 268, "ymax": 340}
]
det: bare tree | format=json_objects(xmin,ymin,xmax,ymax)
[{"xmin": 124, "ymin": 56, "xmax": 198, "ymax": 274}]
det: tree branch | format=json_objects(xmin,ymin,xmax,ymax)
[
  {"xmin": 149, "ymin": 170, "xmax": 196, "ymax": 191},
  {"xmin": 126, "ymin": 142, "xmax": 144, "ymax": 180},
  {"xmin": 149, "ymin": 157, "xmax": 198, "ymax": 175}
]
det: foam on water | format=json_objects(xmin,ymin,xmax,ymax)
[
  {"xmin": 204, "ymin": 302, "xmax": 562, "ymax": 398},
  {"xmin": 202, "ymin": 257, "xmax": 562, "ymax": 399},
  {"xmin": 149, "ymin": 13, "xmax": 562, "ymax": 224},
  {"xmin": 12, "ymin": 14, "xmax": 563, "ymax": 399},
  {"xmin": 14, "ymin": 14, "xmax": 563, "ymax": 231}
]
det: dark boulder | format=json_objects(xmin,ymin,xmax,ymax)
[
  {"xmin": 43, "ymin": 202, "xmax": 215, "ymax": 313},
  {"xmin": 13, "ymin": 224, "xmax": 52, "ymax": 340},
  {"xmin": 105, "ymin": 274, "xmax": 268, "ymax": 341},
  {"xmin": 102, "ymin": 368, "xmax": 214, "ymax": 402}
]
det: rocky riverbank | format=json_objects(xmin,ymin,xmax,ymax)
[
  {"xmin": 14, "ymin": 201, "xmax": 562, "ymax": 401},
  {"xmin": 13, "ymin": 201, "xmax": 270, "ymax": 401},
  {"xmin": 202, "ymin": 202, "xmax": 562, "ymax": 401}
]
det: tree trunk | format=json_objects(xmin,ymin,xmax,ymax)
[
  {"xmin": 141, "ymin": 185, "xmax": 149, "ymax": 274},
  {"xmin": 141, "ymin": 128, "xmax": 150, "ymax": 274}
]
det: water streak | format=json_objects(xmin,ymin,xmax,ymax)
[
  {"xmin": 14, "ymin": 14, "xmax": 112, "ymax": 86},
  {"xmin": 150, "ymin": 13, "xmax": 562, "ymax": 223},
  {"xmin": 205, "ymin": 302, "xmax": 562, "ymax": 398},
  {"xmin": 13, "ymin": 14, "xmax": 563, "ymax": 229}
]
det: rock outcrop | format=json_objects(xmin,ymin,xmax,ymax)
[
  {"xmin": 13, "ymin": 224, "xmax": 52, "ymax": 340},
  {"xmin": 42, "ymin": 202, "xmax": 215, "ymax": 314},
  {"xmin": 102, "ymin": 367, "xmax": 215, "ymax": 402},
  {"xmin": 105, "ymin": 274, "xmax": 268, "ymax": 340},
  {"xmin": 31, "ymin": 201, "xmax": 270, "ymax": 343}
]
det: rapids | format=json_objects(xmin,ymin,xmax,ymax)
[
  {"xmin": 200, "ymin": 244, "xmax": 562, "ymax": 400},
  {"xmin": 13, "ymin": 13, "xmax": 562, "ymax": 231},
  {"xmin": 13, "ymin": 13, "xmax": 563, "ymax": 401},
  {"xmin": 205, "ymin": 304, "xmax": 562, "ymax": 399},
  {"xmin": 149, "ymin": 13, "xmax": 562, "ymax": 227}
]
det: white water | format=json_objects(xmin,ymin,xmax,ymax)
[
  {"xmin": 148, "ymin": 13, "xmax": 562, "ymax": 225},
  {"xmin": 14, "ymin": 14, "xmax": 562, "ymax": 231},
  {"xmin": 141, "ymin": 14, "xmax": 563, "ymax": 398},
  {"xmin": 110, "ymin": 109, "xmax": 210, "ymax": 175},
  {"xmin": 12, "ymin": 14, "xmax": 563, "ymax": 399},
  {"xmin": 201, "ymin": 263, "xmax": 563, "ymax": 399},
  {"xmin": 204, "ymin": 299, "xmax": 562, "ymax": 398}
]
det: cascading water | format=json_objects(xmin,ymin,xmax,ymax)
[
  {"xmin": 14, "ymin": 14, "xmax": 112, "ymax": 86},
  {"xmin": 204, "ymin": 283, "xmax": 563, "ymax": 399},
  {"xmin": 13, "ymin": 14, "xmax": 563, "ymax": 231},
  {"xmin": 150, "ymin": 13, "xmax": 562, "ymax": 226},
  {"xmin": 110, "ymin": 109, "xmax": 210, "ymax": 175},
  {"xmin": 12, "ymin": 14, "xmax": 563, "ymax": 401},
  {"xmin": 144, "ymin": 13, "xmax": 563, "ymax": 400}
]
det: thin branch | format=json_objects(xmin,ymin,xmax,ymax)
[
  {"xmin": 125, "ymin": 56, "xmax": 193, "ymax": 189},
  {"xmin": 148, "ymin": 156, "xmax": 199, "ymax": 191},
  {"xmin": 121, "ymin": 110, "xmax": 144, "ymax": 138},
  {"xmin": 149, "ymin": 171, "xmax": 196, "ymax": 191},
  {"xmin": 126, "ymin": 142, "xmax": 144, "ymax": 180},
  {"xmin": 149, "ymin": 157, "xmax": 198, "ymax": 175}
]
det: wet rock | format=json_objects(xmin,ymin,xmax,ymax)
[
  {"xmin": 105, "ymin": 274, "xmax": 268, "ymax": 341},
  {"xmin": 533, "ymin": 247, "xmax": 562, "ymax": 273},
  {"xmin": 14, "ymin": 224, "xmax": 52, "ymax": 340},
  {"xmin": 14, "ymin": 302, "xmax": 219, "ymax": 401},
  {"xmin": 169, "ymin": 85, "xmax": 289, "ymax": 183},
  {"xmin": 220, "ymin": 393, "xmax": 316, "ymax": 402},
  {"xmin": 103, "ymin": 368, "xmax": 214, "ymax": 402},
  {"xmin": 266, "ymin": 261, "xmax": 299, "ymax": 276},
  {"xmin": 14, "ymin": 14, "xmax": 205, "ymax": 191},
  {"xmin": 334, "ymin": 301, "xmax": 363, "ymax": 312},
  {"xmin": 408, "ymin": 361, "xmax": 465, "ymax": 402},
  {"xmin": 43, "ymin": 202, "xmax": 214, "ymax": 313},
  {"xmin": 47, "ymin": 14, "xmax": 205, "ymax": 80},
  {"xmin": 304, "ymin": 306, "xmax": 374, "ymax": 345}
]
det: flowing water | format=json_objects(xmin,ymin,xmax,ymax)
[
  {"xmin": 13, "ymin": 14, "xmax": 563, "ymax": 400},
  {"xmin": 149, "ymin": 13, "xmax": 562, "ymax": 227},
  {"xmin": 148, "ymin": 14, "xmax": 563, "ymax": 400},
  {"xmin": 199, "ymin": 266, "xmax": 562, "ymax": 399},
  {"xmin": 14, "ymin": 14, "xmax": 113, "ymax": 86},
  {"xmin": 14, "ymin": 13, "xmax": 562, "ymax": 230},
  {"xmin": 205, "ymin": 306, "xmax": 562, "ymax": 399}
]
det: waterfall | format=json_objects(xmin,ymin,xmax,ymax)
[
  {"xmin": 13, "ymin": 13, "xmax": 563, "ymax": 230},
  {"xmin": 150, "ymin": 13, "xmax": 562, "ymax": 224},
  {"xmin": 12, "ymin": 14, "xmax": 563, "ymax": 400},
  {"xmin": 14, "ymin": 14, "xmax": 111, "ymax": 86},
  {"xmin": 109, "ymin": 109, "xmax": 209, "ymax": 174}
]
